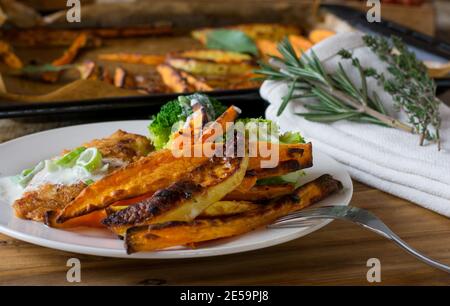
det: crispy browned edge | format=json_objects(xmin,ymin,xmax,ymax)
[
  {"xmin": 102, "ymin": 157, "xmax": 242, "ymax": 227},
  {"xmin": 125, "ymin": 174, "xmax": 343, "ymax": 253}
]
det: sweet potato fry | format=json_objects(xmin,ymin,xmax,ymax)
[
  {"xmin": 247, "ymin": 142, "xmax": 312, "ymax": 170},
  {"xmin": 125, "ymin": 174, "xmax": 342, "ymax": 253},
  {"xmin": 166, "ymin": 57, "xmax": 256, "ymax": 76},
  {"xmin": 42, "ymin": 33, "xmax": 90, "ymax": 82},
  {"xmin": 200, "ymin": 105, "xmax": 241, "ymax": 143},
  {"xmin": 192, "ymin": 24, "xmax": 300, "ymax": 45},
  {"xmin": 179, "ymin": 70, "xmax": 213, "ymax": 91},
  {"xmin": 156, "ymin": 63, "xmax": 191, "ymax": 92},
  {"xmin": 45, "ymin": 209, "xmax": 107, "ymax": 229},
  {"xmin": 104, "ymin": 155, "xmax": 249, "ymax": 236},
  {"xmin": 199, "ymin": 201, "xmax": 259, "ymax": 218},
  {"xmin": 248, "ymin": 159, "xmax": 304, "ymax": 179},
  {"xmin": 1, "ymin": 26, "xmax": 170, "ymax": 47},
  {"xmin": 224, "ymin": 183, "xmax": 295, "ymax": 201},
  {"xmin": 288, "ymin": 35, "xmax": 313, "ymax": 56},
  {"xmin": 0, "ymin": 40, "xmax": 23, "ymax": 69},
  {"xmin": 256, "ymin": 39, "xmax": 281, "ymax": 58},
  {"xmin": 308, "ymin": 29, "xmax": 335, "ymax": 44},
  {"xmin": 55, "ymin": 149, "xmax": 210, "ymax": 223},
  {"xmin": 177, "ymin": 50, "xmax": 253, "ymax": 64},
  {"xmin": 233, "ymin": 176, "xmax": 257, "ymax": 192},
  {"xmin": 170, "ymin": 105, "xmax": 241, "ymax": 151},
  {"xmin": 98, "ymin": 53, "xmax": 166, "ymax": 65}
]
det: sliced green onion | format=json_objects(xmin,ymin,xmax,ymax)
[
  {"xmin": 83, "ymin": 179, "xmax": 95, "ymax": 185},
  {"xmin": 56, "ymin": 147, "xmax": 86, "ymax": 167},
  {"xmin": 12, "ymin": 161, "xmax": 45, "ymax": 188},
  {"xmin": 76, "ymin": 148, "xmax": 102, "ymax": 172}
]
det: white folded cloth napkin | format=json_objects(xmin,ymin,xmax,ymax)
[{"xmin": 260, "ymin": 32, "xmax": 450, "ymax": 217}]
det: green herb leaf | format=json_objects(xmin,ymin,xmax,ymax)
[{"xmin": 206, "ymin": 29, "xmax": 258, "ymax": 56}]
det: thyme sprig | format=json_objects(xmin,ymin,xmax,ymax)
[
  {"xmin": 362, "ymin": 35, "xmax": 441, "ymax": 148},
  {"xmin": 255, "ymin": 35, "xmax": 442, "ymax": 148}
]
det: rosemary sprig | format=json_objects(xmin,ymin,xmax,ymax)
[{"xmin": 255, "ymin": 36, "xmax": 441, "ymax": 148}]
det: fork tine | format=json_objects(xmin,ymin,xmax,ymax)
[
  {"xmin": 268, "ymin": 219, "xmax": 319, "ymax": 229},
  {"xmin": 275, "ymin": 207, "xmax": 326, "ymax": 222}
]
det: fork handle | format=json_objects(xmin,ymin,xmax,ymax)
[
  {"xmin": 345, "ymin": 219, "xmax": 450, "ymax": 274},
  {"xmin": 385, "ymin": 232, "xmax": 450, "ymax": 274}
]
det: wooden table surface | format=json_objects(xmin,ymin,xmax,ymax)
[{"xmin": 1, "ymin": 180, "xmax": 449, "ymax": 285}]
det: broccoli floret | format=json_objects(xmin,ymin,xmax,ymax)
[
  {"xmin": 236, "ymin": 118, "xmax": 304, "ymax": 144},
  {"xmin": 236, "ymin": 118, "xmax": 279, "ymax": 142},
  {"xmin": 148, "ymin": 94, "xmax": 226, "ymax": 149},
  {"xmin": 279, "ymin": 131, "xmax": 305, "ymax": 144}
]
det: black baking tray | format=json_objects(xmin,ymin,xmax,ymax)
[{"xmin": 0, "ymin": 4, "xmax": 449, "ymax": 119}]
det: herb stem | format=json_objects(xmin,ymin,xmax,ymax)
[{"xmin": 317, "ymin": 82, "xmax": 414, "ymax": 133}]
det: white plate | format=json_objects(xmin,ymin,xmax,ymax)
[{"xmin": 0, "ymin": 120, "xmax": 352, "ymax": 259}]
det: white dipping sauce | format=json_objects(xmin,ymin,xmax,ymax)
[{"xmin": 0, "ymin": 158, "xmax": 118, "ymax": 206}]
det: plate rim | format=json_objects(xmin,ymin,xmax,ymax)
[{"xmin": 0, "ymin": 120, "xmax": 353, "ymax": 259}]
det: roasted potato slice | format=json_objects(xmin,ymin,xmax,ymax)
[
  {"xmin": 103, "ymin": 155, "xmax": 249, "ymax": 236},
  {"xmin": 125, "ymin": 174, "xmax": 342, "ymax": 253},
  {"xmin": 224, "ymin": 183, "xmax": 295, "ymax": 201},
  {"xmin": 166, "ymin": 58, "xmax": 256, "ymax": 76},
  {"xmin": 55, "ymin": 149, "xmax": 211, "ymax": 223},
  {"xmin": 199, "ymin": 201, "xmax": 259, "ymax": 218}
]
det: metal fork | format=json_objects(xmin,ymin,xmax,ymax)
[{"xmin": 268, "ymin": 206, "xmax": 450, "ymax": 274}]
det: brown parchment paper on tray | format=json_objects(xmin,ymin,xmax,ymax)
[{"xmin": 0, "ymin": 0, "xmax": 323, "ymax": 103}]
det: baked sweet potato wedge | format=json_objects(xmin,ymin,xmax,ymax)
[
  {"xmin": 125, "ymin": 174, "xmax": 342, "ymax": 253},
  {"xmin": 176, "ymin": 50, "xmax": 253, "ymax": 64},
  {"xmin": 42, "ymin": 33, "xmax": 91, "ymax": 83},
  {"xmin": 247, "ymin": 142, "xmax": 312, "ymax": 170},
  {"xmin": 156, "ymin": 63, "xmax": 191, "ymax": 92},
  {"xmin": 55, "ymin": 149, "xmax": 210, "ymax": 223},
  {"xmin": 308, "ymin": 29, "xmax": 335, "ymax": 44},
  {"xmin": 166, "ymin": 58, "xmax": 256, "ymax": 76},
  {"xmin": 224, "ymin": 183, "xmax": 295, "ymax": 201},
  {"xmin": 247, "ymin": 159, "xmax": 304, "ymax": 179},
  {"xmin": 179, "ymin": 70, "xmax": 213, "ymax": 91},
  {"xmin": 103, "ymin": 154, "xmax": 249, "ymax": 236},
  {"xmin": 199, "ymin": 200, "xmax": 259, "ymax": 218},
  {"xmin": 0, "ymin": 40, "xmax": 23, "ymax": 69},
  {"xmin": 192, "ymin": 24, "xmax": 300, "ymax": 45},
  {"xmin": 98, "ymin": 53, "xmax": 166, "ymax": 65}
]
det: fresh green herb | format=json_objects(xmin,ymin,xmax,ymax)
[
  {"xmin": 56, "ymin": 147, "xmax": 86, "ymax": 168},
  {"xmin": 255, "ymin": 36, "xmax": 442, "ymax": 148},
  {"xmin": 148, "ymin": 94, "xmax": 227, "ymax": 149},
  {"xmin": 83, "ymin": 179, "xmax": 95, "ymax": 185},
  {"xmin": 206, "ymin": 29, "xmax": 258, "ymax": 56},
  {"xmin": 362, "ymin": 35, "xmax": 441, "ymax": 148}
]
